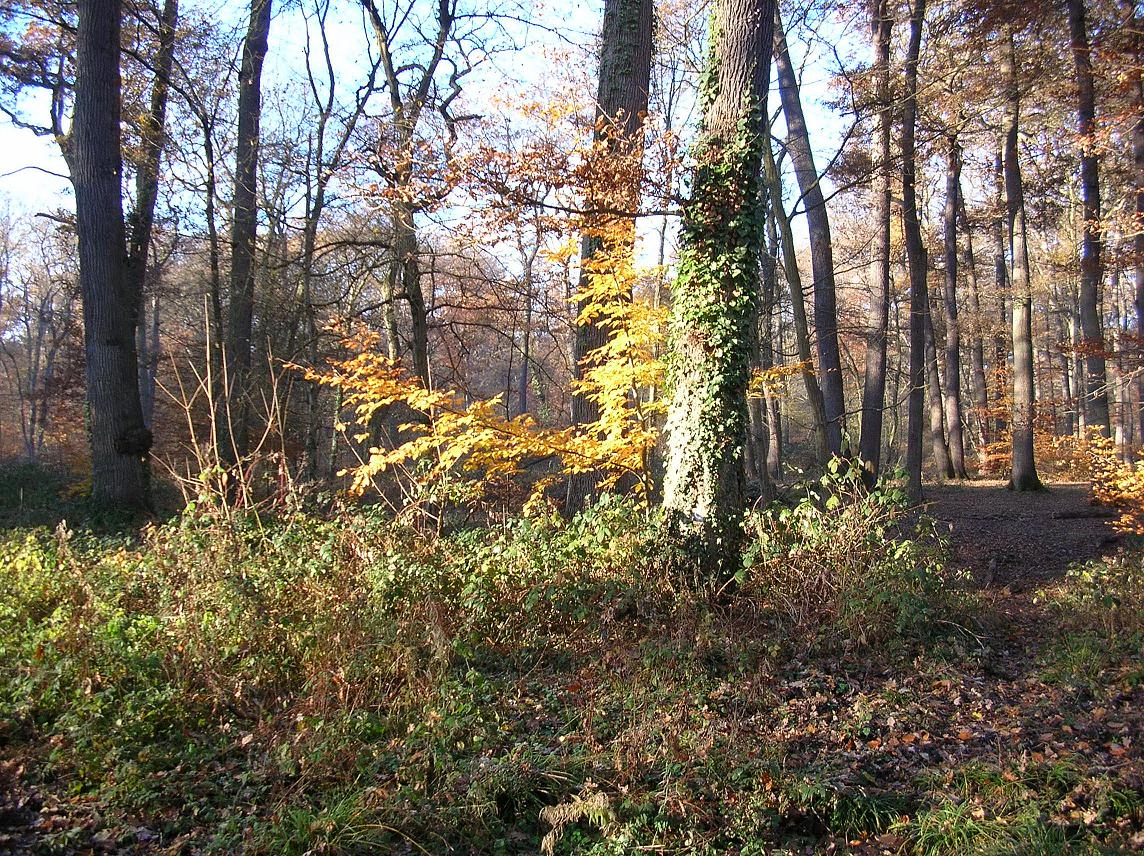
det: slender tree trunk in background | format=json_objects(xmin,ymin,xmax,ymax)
[
  {"xmin": 941, "ymin": 132, "xmax": 968, "ymax": 477},
  {"xmin": 888, "ymin": 277, "xmax": 904, "ymax": 467},
  {"xmin": 1057, "ymin": 313, "xmax": 1077, "ymax": 436},
  {"xmin": 196, "ymin": 112, "xmax": 225, "ymax": 394},
  {"xmin": 774, "ymin": 10, "xmax": 846, "ymax": 456},
  {"xmin": 902, "ymin": 0, "xmax": 928, "ymax": 498},
  {"xmin": 663, "ymin": 0, "xmax": 774, "ymax": 570},
  {"xmin": 1071, "ymin": 312, "xmax": 1087, "ymax": 436},
  {"xmin": 1003, "ymin": 32, "xmax": 1043, "ymax": 491},
  {"xmin": 138, "ymin": 293, "xmax": 160, "ymax": 428},
  {"xmin": 1133, "ymin": 24, "xmax": 1144, "ymax": 450},
  {"xmin": 925, "ymin": 304, "xmax": 954, "ymax": 478},
  {"xmin": 223, "ymin": 0, "xmax": 273, "ymax": 466},
  {"xmin": 858, "ymin": 0, "xmax": 893, "ymax": 480},
  {"xmin": 567, "ymin": 0, "xmax": 653, "ymax": 512},
  {"xmin": 762, "ymin": 124, "xmax": 829, "ymax": 462},
  {"xmin": 992, "ymin": 149, "xmax": 1009, "ymax": 445},
  {"xmin": 125, "ymin": 0, "xmax": 178, "ymax": 306},
  {"xmin": 518, "ymin": 262, "xmax": 534, "ymax": 417},
  {"xmin": 764, "ymin": 214, "xmax": 782, "ymax": 478},
  {"xmin": 961, "ymin": 200, "xmax": 990, "ymax": 469},
  {"xmin": 128, "ymin": 0, "xmax": 177, "ymax": 436},
  {"xmin": 72, "ymin": 0, "xmax": 151, "ymax": 507},
  {"xmin": 746, "ymin": 201, "xmax": 779, "ymax": 492},
  {"xmin": 1070, "ymin": 0, "xmax": 1111, "ymax": 436}
]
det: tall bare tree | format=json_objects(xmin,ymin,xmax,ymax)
[
  {"xmin": 858, "ymin": 0, "xmax": 894, "ymax": 478},
  {"xmin": 902, "ymin": 0, "xmax": 928, "ymax": 497},
  {"xmin": 774, "ymin": 9, "xmax": 846, "ymax": 458},
  {"xmin": 1002, "ymin": 30, "xmax": 1043, "ymax": 491},
  {"xmin": 1069, "ymin": 0, "xmax": 1111, "ymax": 436},
  {"xmin": 568, "ymin": 0, "xmax": 654, "ymax": 511},
  {"xmin": 940, "ymin": 130, "xmax": 968, "ymax": 477},
  {"xmin": 222, "ymin": 0, "xmax": 273, "ymax": 466}
]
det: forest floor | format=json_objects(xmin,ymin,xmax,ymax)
[
  {"xmin": 923, "ymin": 481, "xmax": 1121, "ymax": 591},
  {"xmin": 1, "ymin": 477, "xmax": 1142, "ymax": 854}
]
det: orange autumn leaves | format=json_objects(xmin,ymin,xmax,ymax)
[{"xmin": 1086, "ymin": 432, "xmax": 1144, "ymax": 534}]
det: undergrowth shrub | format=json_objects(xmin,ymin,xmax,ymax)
[
  {"xmin": 741, "ymin": 464, "xmax": 953, "ymax": 647},
  {"xmin": 1058, "ymin": 553, "xmax": 1144, "ymax": 638},
  {"xmin": 0, "ymin": 474, "xmax": 968, "ymax": 853}
]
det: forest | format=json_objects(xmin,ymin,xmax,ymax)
[{"xmin": 0, "ymin": 0, "xmax": 1142, "ymax": 853}]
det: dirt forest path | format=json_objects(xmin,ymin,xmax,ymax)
[{"xmin": 923, "ymin": 479, "xmax": 1121, "ymax": 591}]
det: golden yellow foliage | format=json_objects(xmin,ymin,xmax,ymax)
[{"xmin": 1086, "ymin": 432, "xmax": 1144, "ymax": 534}]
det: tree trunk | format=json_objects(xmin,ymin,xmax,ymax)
[
  {"xmin": 1069, "ymin": 0, "xmax": 1111, "ymax": 436},
  {"xmin": 746, "ymin": 202, "xmax": 779, "ymax": 493},
  {"xmin": 663, "ymin": 0, "xmax": 774, "ymax": 570},
  {"xmin": 960, "ymin": 199, "xmax": 989, "ymax": 470},
  {"xmin": 858, "ymin": 0, "xmax": 893, "ymax": 480},
  {"xmin": 1002, "ymin": 32, "xmax": 1043, "ymax": 491},
  {"xmin": 72, "ymin": 0, "xmax": 151, "ymax": 507},
  {"xmin": 568, "ymin": 0, "xmax": 654, "ymax": 511},
  {"xmin": 925, "ymin": 303, "xmax": 954, "ymax": 478},
  {"xmin": 125, "ymin": 0, "xmax": 178, "ymax": 305},
  {"xmin": 991, "ymin": 149, "xmax": 1010, "ymax": 446},
  {"xmin": 902, "ymin": 0, "xmax": 928, "ymax": 498},
  {"xmin": 773, "ymin": 9, "xmax": 846, "ymax": 456},
  {"xmin": 763, "ymin": 214, "xmax": 782, "ymax": 479},
  {"xmin": 941, "ymin": 131, "xmax": 968, "ymax": 477},
  {"xmin": 223, "ymin": 0, "xmax": 273, "ymax": 466},
  {"xmin": 762, "ymin": 123, "xmax": 829, "ymax": 462},
  {"xmin": 1135, "ymin": 35, "xmax": 1144, "ymax": 445}
]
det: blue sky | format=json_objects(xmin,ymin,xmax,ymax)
[{"xmin": 0, "ymin": 0, "xmax": 854, "ymax": 245}]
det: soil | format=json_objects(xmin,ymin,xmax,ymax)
[{"xmin": 922, "ymin": 480, "xmax": 1120, "ymax": 591}]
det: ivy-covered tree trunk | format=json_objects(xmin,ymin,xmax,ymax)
[
  {"xmin": 662, "ymin": 0, "xmax": 774, "ymax": 570},
  {"xmin": 1002, "ymin": 32, "xmax": 1043, "ymax": 492}
]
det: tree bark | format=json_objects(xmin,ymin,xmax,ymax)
[
  {"xmin": 1069, "ymin": 0, "xmax": 1111, "ymax": 436},
  {"xmin": 1135, "ymin": 26, "xmax": 1144, "ymax": 443},
  {"xmin": 941, "ymin": 131, "xmax": 968, "ymax": 477},
  {"xmin": 902, "ymin": 0, "xmax": 928, "ymax": 498},
  {"xmin": 991, "ymin": 149, "xmax": 1010, "ymax": 446},
  {"xmin": 72, "ymin": 0, "xmax": 151, "ymax": 507},
  {"xmin": 858, "ymin": 0, "xmax": 893, "ymax": 480},
  {"xmin": 925, "ymin": 302, "xmax": 954, "ymax": 478},
  {"xmin": 762, "ymin": 119, "xmax": 829, "ymax": 462},
  {"xmin": 663, "ymin": 0, "xmax": 774, "ymax": 570},
  {"xmin": 568, "ymin": 0, "xmax": 653, "ymax": 511},
  {"xmin": 1002, "ymin": 32, "xmax": 1043, "ymax": 491},
  {"xmin": 773, "ymin": 9, "xmax": 846, "ymax": 457},
  {"xmin": 960, "ymin": 199, "xmax": 990, "ymax": 470},
  {"xmin": 223, "ymin": 0, "xmax": 273, "ymax": 466}
]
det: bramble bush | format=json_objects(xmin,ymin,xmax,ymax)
[
  {"xmin": 741, "ymin": 463, "xmax": 954, "ymax": 647},
  {"xmin": 0, "ymin": 464, "xmax": 970, "ymax": 853}
]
